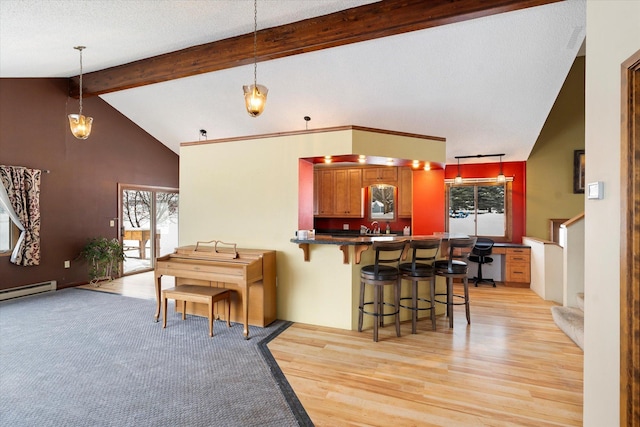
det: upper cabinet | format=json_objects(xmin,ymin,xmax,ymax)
[
  {"xmin": 314, "ymin": 165, "xmax": 414, "ymax": 219},
  {"xmin": 398, "ymin": 167, "xmax": 412, "ymax": 218},
  {"xmin": 362, "ymin": 167, "xmax": 398, "ymax": 187},
  {"xmin": 315, "ymin": 167, "xmax": 363, "ymax": 218}
]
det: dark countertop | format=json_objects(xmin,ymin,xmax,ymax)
[
  {"xmin": 290, "ymin": 234, "xmax": 529, "ymax": 264},
  {"xmin": 290, "ymin": 234, "xmax": 531, "ymax": 247},
  {"xmin": 291, "ymin": 234, "xmax": 438, "ymax": 246}
]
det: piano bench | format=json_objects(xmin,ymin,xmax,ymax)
[{"xmin": 162, "ymin": 285, "xmax": 232, "ymax": 337}]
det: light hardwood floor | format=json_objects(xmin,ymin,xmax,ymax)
[{"xmin": 84, "ymin": 273, "xmax": 583, "ymax": 426}]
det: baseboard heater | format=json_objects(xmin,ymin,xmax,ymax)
[{"xmin": 0, "ymin": 280, "xmax": 57, "ymax": 301}]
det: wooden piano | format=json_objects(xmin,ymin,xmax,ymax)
[{"xmin": 154, "ymin": 241, "xmax": 276, "ymax": 338}]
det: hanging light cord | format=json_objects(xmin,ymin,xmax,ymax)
[
  {"xmin": 252, "ymin": 0, "xmax": 257, "ymax": 88},
  {"xmin": 77, "ymin": 46, "xmax": 84, "ymax": 116}
]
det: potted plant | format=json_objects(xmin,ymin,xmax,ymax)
[{"xmin": 79, "ymin": 237, "xmax": 125, "ymax": 285}]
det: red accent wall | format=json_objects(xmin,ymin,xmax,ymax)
[
  {"xmin": 298, "ymin": 159, "xmax": 314, "ymax": 230},
  {"xmin": 444, "ymin": 161, "xmax": 526, "ymax": 243},
  {"xmin": 412, "ymin": 169, "xmax": 445, "ymax": 235},
  {"xmin": 0, "ymin": 78, "xmax": 179, "ymax": 290}
]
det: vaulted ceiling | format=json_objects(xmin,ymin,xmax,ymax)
[{"xmin": 0, "ymin": 0, "xmax": 586, "ymax": 163}]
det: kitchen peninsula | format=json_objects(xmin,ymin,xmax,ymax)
[
  {"xmin": 180, "ymin": 125, "xmax": 448, "ymax": 330},
  {"xmin": 291, "ymin": 234, "xmax": 403, "ymax": 264}
]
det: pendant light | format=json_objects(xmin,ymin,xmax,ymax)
[
  {"xmin": 497, "ymin": 155, "xmax": 506, "ymax": 183},
  {"xmin": 243, "ymin": 0, "xmax": 268, "ymax": 117},
  {"xmin": 454, "ymin": 158, "xmax": 463, "ymax": 184},
  {"xmin": 68, "ymin": 46, "xmax": 93, "ymax": 139}
]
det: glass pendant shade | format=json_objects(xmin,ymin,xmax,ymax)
[
  {"xmin": 69, "ymin": 46, "xmax": 92, "ymax": 139},
  {"xmin": 454, "ymin": 158, "xmax": 463, "ymax": 184},
  {"xmin": 68, "ymin": 114, "xmax": 93, "ymax": 140},
  {"xmin": 243, "ymin": 84, "xmax": 268, "ymax": 117},
  {"xmin": 497, "ymin": 155, "xmax": 505, "ymax": 182}
]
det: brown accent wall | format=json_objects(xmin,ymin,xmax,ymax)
[{"xmin": 0, "ymin": 78, "xmax": 179, "ymax": 290}]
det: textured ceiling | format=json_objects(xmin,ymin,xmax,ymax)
[{"xmin": 0, "ymin": 0, "xmax": 586, "ymax": 164}]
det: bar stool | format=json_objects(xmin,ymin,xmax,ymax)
[
  {"xmin": 358, "ymin": 240, "xmax": 408, "ymax": 342},
  {"xmin": 399, "ymin": 238, "xmax": 441, "ymax": 333},
  {"xmin": 434, "ymin": 237, "xmax": 477, "ymax": 328}
]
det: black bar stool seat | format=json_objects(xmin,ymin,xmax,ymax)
[{"xmin": 358, "ymin": 240, "xmax": 408, "ymax": 342}]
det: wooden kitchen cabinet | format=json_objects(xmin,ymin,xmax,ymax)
[
  {"xmin": 362, "ymin": 166, "xmax": 397, "ymax": 187},
  {"xmin": 314, "ymin": 167, "xmax": 363, "ymax": 218},
  {"xmin": 334, "ymin": 168, "xmax": 363, "ymax": 217},
  {"xmin": 505, "ymin": 247, "xmax": 531, "ymax": 285},
  {"xmin": 398, "ymin": 167, "xmax": 412, "ymax": 217},
  {"xmin": 316, "ymin": 169, "xmax": 335, "ymax": 216}
]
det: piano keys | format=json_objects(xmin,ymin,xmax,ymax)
[{"xmin": 154, "ymin": 241, "xmax": 276, "ymax": 338}]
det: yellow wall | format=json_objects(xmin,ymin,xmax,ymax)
[
  {"xmin": 179, "ymin": 128, "xmax": 444, "ymax": 329},
  {"xmin": 526, "ymin": 56, "xmax": 585, "ymax": 240}
]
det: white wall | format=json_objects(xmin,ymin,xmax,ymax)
[
  {"xmin": 584, "ymin": 1, "xmax": 639, "ymax": 425},
  {"xmin": 524, "ymin": 237, "xmax": 563, "ymax": 304}
]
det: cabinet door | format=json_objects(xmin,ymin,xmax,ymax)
[
  {"xmin": 378, "ymin": 167, "xmax": 398, "ymax": 183},
  {"xmin": 346, "ymin": 169, "xmax": 363, "ymax": 217},
  {"xmin": 316, "ymin": 169, "xmax": 335, "ymax": 217},
  {"xmin": 362, "ymin": 168, "xmax": 381, "ymax": 186},
  {"xmin": 398, "ymin": 167, "xmax": 412, "ymax": 217},
  {"xmin": 334, "ymin": 169, "xmax": 363, "ymax": 217},
  {"xmin": 362, "ymin": 167, "xmax": 397, "ymax": 187},
  {"xmin": 313, "ymin": 170, "xmax": 319, "ymax": 216}
]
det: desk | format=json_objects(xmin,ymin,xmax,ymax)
[{"xmin": 488, "ymin": 243, "xmax": 531, "ymax": 287}]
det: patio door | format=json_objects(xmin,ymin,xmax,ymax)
[{"xmin": 119, "ymin": 184, "xmax": 179, "ymax": 275}]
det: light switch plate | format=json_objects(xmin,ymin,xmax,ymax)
[{"xmin": 587, "ymin": 181, "xmax": 604, "ymax": 200}]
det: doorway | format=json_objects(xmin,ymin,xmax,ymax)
[
  {"xmin": 620, "ymin": 50, "xmax": 639, "ymax": 426},
  {"xmin": 118, "ymin": 184, "xmax": 179, "ymax": 275}
]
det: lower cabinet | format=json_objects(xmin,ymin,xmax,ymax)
[{"xmin": 505, "ymin": 247, "xmax": 531, "ymax": 285}]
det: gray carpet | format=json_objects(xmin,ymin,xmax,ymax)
[{"xmin": 0, "ymin": 288, "xmax": 313, "ymax": 427}]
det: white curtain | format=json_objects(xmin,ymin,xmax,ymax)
[{"xmin": 0, "ymin": 183, "xmax": 26, "ymax": 263}]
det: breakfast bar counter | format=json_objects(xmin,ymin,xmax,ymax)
[
  {"xmin": 291, "ymin": 234, "xmax": 412, "ymax": 264},
  {"xmin": 291, "ymin": 234, "xmax": 428, "ymax": 264}
]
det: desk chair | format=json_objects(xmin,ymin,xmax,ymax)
[
  {"xmin": 399, "ymin": 238, "xmax": 441, "ymax": 333},
  {"xmin": 468, "ymin": 237, "xmax": 496, "ymax": 287},
  {"xmin": 434, "ymin": 237, "xmax": 477, "ymax": 328},
  {"xmin": 358, "ymin": 240, "xmax": 408, "ymax": 342}
]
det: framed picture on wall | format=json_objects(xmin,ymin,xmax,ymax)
[{"xmin": 573, "ymin": 149, "xmax": 585, "ymax": 193}]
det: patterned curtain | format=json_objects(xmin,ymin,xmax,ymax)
[{"xmin": 0, "ymin": 165, "xmax": 41, "ymax": 266}]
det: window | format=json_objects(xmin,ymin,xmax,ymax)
[
  {"xmin": 0, "ymin": 205, "xmax": 19, "ymax": 254},
  {"xmin": 445, "ymin": 180, "xmax": 512, "ymax": 241}
]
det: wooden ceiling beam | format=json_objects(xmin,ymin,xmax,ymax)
[{"xmin": 70, "ymin": 0, "xmax": 560, "ymax": 97}]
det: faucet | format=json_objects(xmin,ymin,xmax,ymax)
[{"xmin": 371, "ymin": 221, "xmax": 380, "ymax": 234}]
